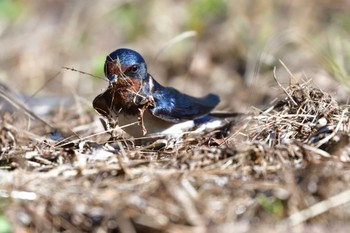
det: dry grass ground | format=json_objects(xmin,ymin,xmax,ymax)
[{"xmin": 1, "ymin": 1, "xmax": 350, "ymax": 232}]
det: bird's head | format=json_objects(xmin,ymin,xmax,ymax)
[{"xmin": 104, "ymin": 48, "xmax": 148, "ymax": 85}]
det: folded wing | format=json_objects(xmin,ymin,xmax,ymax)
[{"xmin": 150, "ymin": 86, "xmax": 220, "ymax": 123}]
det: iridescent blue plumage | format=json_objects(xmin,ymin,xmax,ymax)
[
  {"xmin": 93, "ymin": 48, "xmax": 235, "ymax": 138},
  {"xmin": 104, "ymin": 48, "xmax": 148, "ymax": 82},
  {"xmin": 149, "ymin": 78, "xmax": 220, "ymax": 122},
  {"xmin": 101, "ymin": 48, "xmax": 219, "ymax": 122}
]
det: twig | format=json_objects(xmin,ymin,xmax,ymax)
[
  {"xmin": 314, "ymin": 108, "xmax": 347, "ymax": 148},
  {"xmin": 282, "ymin": 188, "xmax": 350, "ymax": 227},
  {"xmin": 153, "ymin": 31, "xmax": 197, "ymax": 62},
  {"xmin": 273, "ymin": 66, "xmax": 297, "ymax": 106},
  {"xmin": 279, "ymin": 59, "xmax": 298, "ymax": 85},
  {"xmin": 301, "ymin": 144, "xmax": 331, "ymax": 158},
  {"xmin": 62, "ymin": 66, "xmax": 106, "ymax": 81}
]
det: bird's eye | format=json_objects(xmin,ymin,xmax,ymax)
[{"xmin": 130, "ymin": 65, "xmax": 139, "ymax": 73}]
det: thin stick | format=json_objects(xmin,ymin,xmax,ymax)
[
  {"xmin": 279, "ymin": 59, "xmax": 298, "ymax": 85},
  {"xmin": 55, "ymin": 121, "xmax": 139, "ymax": 148},
  {"xmin": 153, "ymin": 31, "xmax": 197, "ymax": 62},
  {"xmin": 0, "ymin": 88, "xmax": 54, "ymax": 129},
  {"xmin": 314, "ymin": 108, "xmax": 347, "ymax": 148},
  {"xmin": 62, "ymin": 67, "xmax": 107, "ymax": 81},
  {"xmin": 282, "ymin": 188, "xmax": 350, "ymax": 227},
  {"xmin": 25, "ymin": 71, "xmax": 61, "ymax": 104},
  {"xmin": 273, "ymin": 66, "xmax": 298, "ymax": 106}
]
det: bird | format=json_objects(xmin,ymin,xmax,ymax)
[{"xmin": 93, "ymin": 48, "xmax": 243, "ymax": 141}]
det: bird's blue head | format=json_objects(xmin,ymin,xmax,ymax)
[{"xmin": 104, "ymin": 48, "xmax": 148, "ymax": 82}]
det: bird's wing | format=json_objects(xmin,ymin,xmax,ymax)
[{"xmin": 149, "ymin": 86, "xmax": 220, "ymax": 123}]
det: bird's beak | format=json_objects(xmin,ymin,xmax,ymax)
[{"xmin": 105, "ymin": 61, "xmax": 128, "ymax": 81}]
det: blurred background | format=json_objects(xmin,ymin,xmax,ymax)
[{"xmin": 0, "ymin": 0, "xmax": 349, "ymax": 114}]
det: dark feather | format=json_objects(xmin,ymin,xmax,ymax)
[{"xmin": 149, "ymin": 79, "xmax": 220, "ymax": 123}]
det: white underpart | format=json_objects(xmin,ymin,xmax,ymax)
[
  {"xmin": 117, "ymin": 109, "xmax": 228, "ymax": 140},
  {"xmin": 158, "ymin": 120, "xmax": 195, "ymax": 135},
  {"xmin": 192, "ymin": 119, "xmax": 227, "ymax": 134},
  {"xmin": 148, "ymin": 76, "xmax": 154, "ymax": 91}
]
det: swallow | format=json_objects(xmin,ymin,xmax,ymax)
[{"xmin": 93, "ymin": 48, "xmax": 242, "ymax": 140}]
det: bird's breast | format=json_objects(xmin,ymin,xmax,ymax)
[{"xmin": 117, "ymin": 110, "xmax": 175, "ymax": 138}]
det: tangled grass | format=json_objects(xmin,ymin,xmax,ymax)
[{"xmin": 1, "ymin": 79, "xmax": 350, "ymax": 233}]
